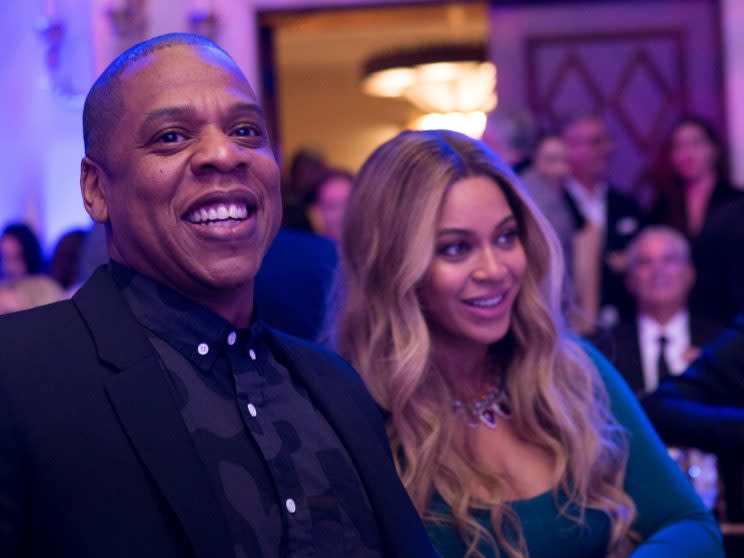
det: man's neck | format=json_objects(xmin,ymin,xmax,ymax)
[
  {"xmin": 638, "ymin": 304, "xmax": 685, "ymax": 328},
  {"xmin": 196, "ymin": 288, "xmax": 255, "ymax": 328}
]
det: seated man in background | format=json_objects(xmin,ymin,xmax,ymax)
[
  {"xmin": 592, "ymin": 226, "xmax": 722, "ymax": 395},
  {"xmin": 0, "ymin": 33, "xmax": 436, "ymax": 558},
  {"xmin": 643, "ymin": 316, "xmax": 744, "ymax": 522}
]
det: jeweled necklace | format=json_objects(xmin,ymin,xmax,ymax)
[{"xmin": 453, "ymin": 383, "xmax": 512, "ymax": 429}]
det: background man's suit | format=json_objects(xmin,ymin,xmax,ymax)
[
  {"xmin": 592, "ymin": 315, "xmax": 722, "ymax": 394},
  {"xmin": 0, "ymin": 267, "xmax": 435, "ymax": 557}
]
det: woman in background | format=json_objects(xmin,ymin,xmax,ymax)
[
  {"xmin": 0, "ymin": 222, "xmax": 44, "ymax": 280},
  {"xmin": 650, "ymin": 116, "xmax": 741, "ymax": 237},
  {"xmin": 334, "ymin": 130, "xmax": 720, "ymax": 558}
]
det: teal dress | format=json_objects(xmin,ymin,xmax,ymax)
[{"xmin": 426, "ymin": 344, "xmax": 723, "ymax": 557}]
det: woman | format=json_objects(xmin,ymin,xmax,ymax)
[
  {"xmin": 651, "ymin": 116, "xmax": 741, "ymax": 237},
  {"xmin": 651, "ymin": 116, "xmax": 744, "ymax": 325},
  {"xmin": 1, "ymin": 222, "xmax": 44, "ymax": 280},
  {"xmin": 334, "ymin": 130, "xmax": 720, "ymax": 557}
]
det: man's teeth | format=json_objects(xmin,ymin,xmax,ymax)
[
  {"xmin": 188, "ymin": 203, "xmax": 249, "ymax": 224},
  {"xmin": 467, "ymin": 294, "xmax": 505, "ymax": 308}
]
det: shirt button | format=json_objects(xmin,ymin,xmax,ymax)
[
  {"xmin": 246, "ymin": 403, "xmax": 257, "ymax": 417},
  {"xmin": 248, "ymin": 348, "xmax": 256, "ymax": 361},
  {"xmin": 227, "ymin": 331, "xmax": 237, "ymax": 346},
  {"xmin": 197, "ymin": 343, "xmax": 209, "ymax": 355},
  {"xmin": 285, "ymin": 498, "xmax": 296, "ymax": 514}
]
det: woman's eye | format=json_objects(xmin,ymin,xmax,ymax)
[
  {"xmin": 496, "ymin": 228, "xmax": 519, "ymax": 247},
  {"xmin": 438, "ymin": 241, "xmax": 469, "ymax": 258}
]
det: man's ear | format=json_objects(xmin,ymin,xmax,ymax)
[{"xmin": 80, "ymin": 157, "xmax": 109, "ymax": 223}]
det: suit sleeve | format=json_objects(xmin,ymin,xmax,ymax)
[
  {"xmin": 581, "ymin": 343, "xmax": 723, "ymax": 557},
  {"xmin": 641, "ymin": 316, "xmax": 744, "ymax": 452},
  {"xmin": 0, "ymin": 374, "xmax": 27, "ymax": 557}
]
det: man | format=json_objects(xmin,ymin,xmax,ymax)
[
  {"xmin": 481, "ymin": 106, "xmax": 536, "ymax": 174},
  {"xmin": 642, "ymin": 314, "xmax": 744, "ymax": 520},
  {"xmin": 563, "ymin": 114, "xmax": 644, "ymax": 328},
  {"xmin": 593, "ymin": 226, "xmax": 722, "ymax": 394},
  {"xmin": 0, "ymin": 34, "xmax": 436, "ymax": 558}
]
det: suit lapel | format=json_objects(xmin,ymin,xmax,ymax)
[
  {"xmin": 616, "ymin": 321, "xmax": 645, "ymax": 394},
  {"xmin": 265, "ymin": 330, "xmax": 430, "ymax": 558},
  {"xmin": 73, "ymin": 268, "xmax": 233, "ymax": 558}
]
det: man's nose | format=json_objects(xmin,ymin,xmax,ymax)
[{"xmin": 191, "ymin": 126, "xmax": 248, "ymax": 174}]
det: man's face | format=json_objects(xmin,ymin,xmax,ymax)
[
  {"xmin": 563, "ymin": 117, "xmax": 613, "ymax": 184},
  {"xmin": 626, "ymin": 232, "xmax": 694, "ymax": 312},
  {"xmin": 85, "ymin": 45, "xmax": 281, "ymax": 300}
]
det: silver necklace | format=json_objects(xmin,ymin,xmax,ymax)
[{"xmin": 453, "ymin": 384, "xmax": 512, "ymax": 429}]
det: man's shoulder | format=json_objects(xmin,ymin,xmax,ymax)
[{"xmin": 0, "ymin": 298, "xmax": 78, "ymax": 337}]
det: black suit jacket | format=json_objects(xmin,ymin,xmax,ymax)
[
  {"xmin": 601, "ymin": 189, "xmax": 644, "ymax": 322},
  {"xmin": 690, "ymin": 195, "xmax": 744, "ymax": 325},
  {"xmin": 0, "ymin": 268, "xmax": 436, "ymax": 558},
  {"xmin": 590, "ymin": 313, "xmax": 722, "ymax": 395}
]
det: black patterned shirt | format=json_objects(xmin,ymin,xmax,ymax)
[{"xmin": 111, "ymin": 262, "xmax": 383, "ymax": 558}]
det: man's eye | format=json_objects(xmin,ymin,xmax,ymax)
[
  {"xmin": 233, "ymin": 125, "xmax": 262, "ymax": 138},
  {"xmin": 156, "ymin": 131, "xmax": 185, "ymax": 143}
]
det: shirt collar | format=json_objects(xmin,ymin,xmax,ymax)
[
  {"xmin": 110, "ymin": 260, "xmax": 264, "ymax": 372},
  {"xmin": 565, "ymin": 178, "xmax": 608, "ymax": 203},
  {"xmin": 637, "ymin": 310, "xmax": 689, "ymax": 344}
]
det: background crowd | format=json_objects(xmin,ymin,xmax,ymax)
[{"xmin": 1, "ymin": 104, "xmax": 743, "ymax": 553}]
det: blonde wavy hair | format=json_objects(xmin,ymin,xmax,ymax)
[{"xmin": 334, "ymin": 130, "xmax": 636, "ymax": 557}]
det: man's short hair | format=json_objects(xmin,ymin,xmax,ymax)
[
  {"xmin": 82, "ymin": 33, "xmax": 230, "ymax": 167},
  {"xmin": 626, "ymin": 225, "xmax": 691, "ymax": 270}
]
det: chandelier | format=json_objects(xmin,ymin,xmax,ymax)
[{"xmin": 361, "ymin": 44, "xmax": 496, "ymax": 116}]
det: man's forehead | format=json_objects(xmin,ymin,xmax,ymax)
[
  {"xmin": 119, "ymin": 44, "xmax": 243, "ymax": 85},
  {"xmin": 639, "ymin": 233, "xmax": 686, "ymax": 254}
]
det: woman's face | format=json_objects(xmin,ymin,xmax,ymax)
[
  {"xmin": 0, "ymin": 235, "xmax": 27, "ymax": 279},
  {"xmin": 419, "ymin": 175, "xmax": 527, "ymax": 355},
  {"xmin": 670, "ymin": 123, "xmax": 718, "ymax": 183},
  {"xmin": 533, "ymin": 136, "xmax": 570, "ymax": 187}
]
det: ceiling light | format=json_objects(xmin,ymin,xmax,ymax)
[{"xmin": 361, "ymin": 45, "xmax": 496, "ymax": 115}]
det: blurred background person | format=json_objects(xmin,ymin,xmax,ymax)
[
  {"xmin": 562, "ymin": 113, "xmax": 644, "ymax": 330},
  {"xmin": 650, "ymin": 116, "xmax": 744, "ymax": 326},
  {"xmin": 650, "ymin": 116, "xmax": 742, "ymax": 238},
  {"xmin": 592, "ymin": 226, "xmax": 722, "ymax": 395},
  {"xmin": 0, "ymin": 275, "xmax": 66, "ymax": 314},
  {"xmin": 49, "ymin": 228, "xmax": 88, "ymax": 291},
  {"xmin": 482, "ymin": 106, "xmax": 536, "ymax": 174},
  {"xmin": 0, "ymin": 222, "xmax": 44, "ymax": 280},
  {"xmin": 521, "ymin": 132, "xmax": 602, "ymax": 333},
  {"xmin": 305, "ymin": 168, "xmax": 353, "ymax": 246},
  {"xmin": 282, "ymin": 148, "xmax": 329, "ymax": 232}
]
